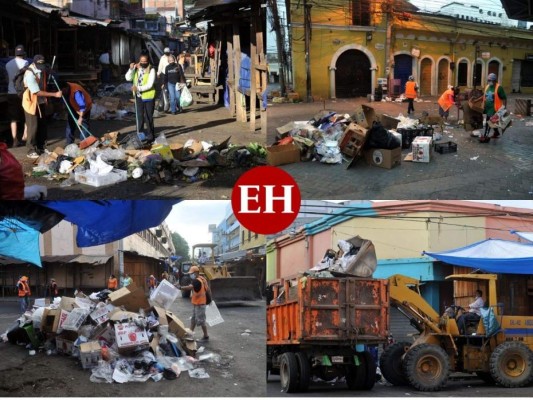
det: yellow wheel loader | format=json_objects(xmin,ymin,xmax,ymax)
[
  {"xmin": 380, "ymin": 273, "xmax": 533, "ymax": 391},
  {"xmin": 178, "ymin": 243, "xmax": 262, "ymax": 304}
]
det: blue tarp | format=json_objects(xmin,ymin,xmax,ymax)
[
  {"xmin": 423, "ymin": 238, "xmax": 533, "ymax": 274},
  {"xmin": 0, "ymin": 200, "xmax": 180, "ymax": 267}
]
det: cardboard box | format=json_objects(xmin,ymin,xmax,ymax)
[
  {"xmin": 353, "ymin": 106, "xmax": 369, "ymax": 128},
  {"xmin": 34, "ymin": 298, "xmax": 50, "ymax": 308},
  {"xmin": 150, "ymin": 279, "xmax": 180, "ymax": 309},
  {"xmin": 364, "ymin": 147, "xmax": 402, "ymax": 169},
  {"xmin": 62, "ymin": 308, "xmax": 91, "ymax": 332},
  {"xmin": 60, "ymin": 297, "xmax": 79, "ymax": 311},
  {"xmin": 339, "ymin": 123, "xmax": 368, "ymax": 158},
  {"xmin": 170, "ymin": 143, "xmax": 184, "ymax": 160},
  {"xmin": 361, "ymin": 105, "xmax": 400, "ymax": 130},
  {"xmin": 79, "ymin": 341, "xmax": 102, "ymax": 369},
  {"xmin": 149, "ymin": 306, "xmax": 169, "ymax": 327},
  {"xmin": 57, "ymin": 309, "xmax": 70, "ymax": 333},
  {"xmin": 114, "ymin": 322, "xmax": 150, "ymax": 355},
  {"xmin": 182, "ymin": 337, "xmax": 197, "ymax": 356},
  {"xmin": 90, "ymin": 304, "xmax": 114, "ymax": 325},
  {"xmin": 91, "ymin": 323, "xmax": 116, "ymax": 345},
  {"xmin": 166, "ymin": 311, "xmax": 192, "ymax": 339},
  {"xmin": 56, "ymin": 331, "xmax": 78, "ymax": 355},
  {"xmin": 266, "ymin": 143, "xmax": 300, "ymax": 166},
  {"xmin": 412, "ymin": 136, "xmax": 433, "ymax": 163},
  {"xmin": 108, "ymin": 283, "xmax": 150, "ymax": 312},
  {"xmin": 41, "ymin": 308, "xmax": 61, "ymax": 333}
]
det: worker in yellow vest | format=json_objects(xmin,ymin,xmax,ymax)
[
  {"xmin": 126, "ymin": 54, "xmax": 156, "ymax": 143},
  {"xmin": 404, "ymin": 75, "xmax": 418, "ymax": 115},
  {"xmin": 437, "ymin": 85, "xmax": 457, "ymax": 121},
  {"xmin": 480, "ymin": 73, "xmax": 507, "ymax": 143},
  {"xmin": 59, "ymin": 81, "xmax": 93, "ymax": 145}
]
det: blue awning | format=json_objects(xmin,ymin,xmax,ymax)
[{"xmin": 423, "ymin": 239, "xmax": 533, "ymax": 274}]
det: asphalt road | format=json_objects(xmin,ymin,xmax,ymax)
[
  {"xmin": 0, "ymin": 296, "xmax": 266, "ymax": 397},
  {"xmin": 267, "ymin": 372, "xmax": 533, "ymax": 397}
]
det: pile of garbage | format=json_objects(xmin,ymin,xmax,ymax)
[
  {"xmin": 1, "ymin": 280, "xmax": 224, "ymax": 383},
  {"xmin": 30, "ymin": 131, "xmax": 267, "ymax": 187}
]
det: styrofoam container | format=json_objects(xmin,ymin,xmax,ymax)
[
  {"xmin": 62, "ymin": 308, "xmax": 91, "ymax": 331},
  {"xmin": 150, "ymin": 279, "xmax": 180, "ymax": 309},
  {"xmin": 74, "ymin": 169, "xmax": 127, "ymax": 187},
  {"xmin": 79, "ymin": 341, "xmax": 102, "ymax": 369}
]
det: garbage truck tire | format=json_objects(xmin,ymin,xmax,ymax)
[
  {"xmin": 280, "ymin": 352, "xmax": 299, "ymax": 393},
  {"xmin": 380, "ymin": 342, "xmax": 410, "ymax": 386},
  {"xmin": 295, "ymin": 352, "xmax": 311, "ymax": 392}
]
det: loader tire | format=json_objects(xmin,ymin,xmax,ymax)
[
  {"xmin": 489, "ymin": 342, "xmax": 533, "ymax": 388},
  {"xmin": 403, "ymin": 343, "xmax": 450, "ymax": 391},
  {"xmin": 295, "ymin": 352, "xmax": 311, "ymax": 392},
  {"xmin": 280, "ymin": 352, "xmax": 299, "ymax": 393},
  {"xmin": 346, "ymin": 351, "xmax": 376, "ymax": 390},
  {"xmin": 380, "ymin": 342, "xmax": 411, "ymax": 386}
]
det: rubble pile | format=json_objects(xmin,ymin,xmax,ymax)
[
  {"xmin": 30, "ymin": 131, "xmax": 267, "ymax": 187},
  {"xmin": 1, "ymin": 280, "xmax": 224, "ymax": 383}
]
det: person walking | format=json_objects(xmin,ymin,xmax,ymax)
[
  {"xmin": 17, "ymin": 276, "xmax": 31, "ymax": 313},
  {"xmin": 22, "ymin": 55, "xmax": 62, "ymax": 159},
  {"xmin": 48, "ymin": 278, "xmax": 58, "ymax": 303},
  {"xmin": 438, "ymin": 85, "xmax": 456, "ymax": 121},
  {"xmin": 179, "ymin": 266, "xmax": 210, "ymax": 341},
  {"xmin": 58, "ymin": 81, "xmax": 93, "ymax": 145},
  {"xmin": 405, "ymin": 75, "xmax": 418, "ymax": 116},
  {"xmin": 164, "ymin": 55, "xmax": 186, "ymax": 115},
  {"xmin": 157, "ymin": 47, "xmax": 172, "ymax": 81},
  {"xmin": 125, "ymin": 55, "xmax": 156, "ymax": 143},
  {"xmin": 6, "ymin": 44, "xmax": 28, "ymax": 148},
  {"xmin": 147, "ymin": 274, "xmax": 158, "ymax": 296},
  {"xmin": 479, "ymin": 73, "xmax": 507, "ymax": 143},
  {"xmin": 99, "ymin": 49, "xmax": 112, "ymax": 84},
  {"xmin": 108, "ymin": 274, "xmax": 118, "ymax": 291}
]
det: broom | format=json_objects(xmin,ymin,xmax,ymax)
[{"xmin": 50, "ymin": 74, "xmax": 97, "ymax": 149}]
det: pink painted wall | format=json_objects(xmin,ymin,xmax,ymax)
[
  {"xmin": 485, "ymin": 215, "xmax": 533, "ymax": 241},
  {"xmin": 309, "ymin": 229, "xmax": 334, "ymax": 266},
  {"xmin": 278, "ymin": 238, "xmax": 310, "ymax": 278}
]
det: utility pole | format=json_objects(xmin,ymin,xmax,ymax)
[
  {"xmin": 304, "ymin": 0, "xmax": 312, "ymax": 102},
  {"xmin": 269, "ymin": 0, "xmax": 287, "ymax": 95},
  {"xmin": 473, "ymin": 44, "xmax": 480, "ymax": 90},
  {"xmin": 383, "ymin": 0, "xmax": 393, "ymax": 96}
]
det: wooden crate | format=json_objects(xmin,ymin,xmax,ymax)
[{"xmin": 339, "ymin": 123, "xmax": 368, "ymax": 158}]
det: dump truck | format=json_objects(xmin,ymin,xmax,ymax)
[
  {"xmin": 177, "ymin": 243, "xmax": 262, "ymax": 303},
  {"xmin": 380, "ymin": 273, "xmax": 533, "ymax": 391},
  {"xmin": 266, "ymin": 275, "xmax": 390, "ymax": 393}
]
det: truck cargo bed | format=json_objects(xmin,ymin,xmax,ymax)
[{"xmin": 267, "ymin": 277, "xmax": 389, "ymax": 346}]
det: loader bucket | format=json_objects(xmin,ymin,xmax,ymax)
[{"xmin": 209, "ymin": 276, "xmax": 262, "ymax": 303}]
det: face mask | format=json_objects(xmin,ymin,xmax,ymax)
[
  {"xmin": 35, "ymin": 63, "xmax": 46, "ymax": 71},
  {"xmin": 140, "ymin": 63, "xmax": 149, "ymax": 68},
  {"xmin": 489, "ymin": 81, "xmax": 495, "ymax": 86}
]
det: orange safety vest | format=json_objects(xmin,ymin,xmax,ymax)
[
  {"xmin": 18, "ymin": 279, "xmax": 30, "ymax": 297},
  {"xmin": 483, "ymin": 83, "xmax": 503, "ymax": 112},
  {"xmin": 68, "ymin": 83, "xmax": 93, "ymax": 113},
  {"xmin": 438, "ymin": 89, "xmax": 455, "ymax": 112},
  {"xmin": 149, "ymin": 277, "xmax": 156, "ymax": 288},
  {"xmin": 108, "ymin": 277, "xmax": 118, "ymax": 290},
  {"xmin": 191, "ymin": 276, "xmax": 208, "ymax": 305},
  {"xmin": 405, "ymin": 81, "xmax": 417, "ymax": 99}
]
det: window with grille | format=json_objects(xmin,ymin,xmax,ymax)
[{"xmin": 352, "ymin": 0, "xmax": 371, "ymax": 26}]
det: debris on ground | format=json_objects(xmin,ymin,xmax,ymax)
[{"xmin": 1, "ymin": 279, "xmax": 223, "ymax": 384}]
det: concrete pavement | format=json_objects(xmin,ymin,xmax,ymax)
[{"xmin": 267, "ymin": 94, "xmax": 533, "ymax": 199}]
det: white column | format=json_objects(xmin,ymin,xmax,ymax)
[{"xmin": 329, "ymin": 66, "xmax": 337, "ymax": 99}]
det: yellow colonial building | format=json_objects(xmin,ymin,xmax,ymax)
[{"xmin": 290, "ymin": 0, "xmax": 533, "ymax": 99}]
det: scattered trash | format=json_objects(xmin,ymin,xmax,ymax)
[
  {"xmin": 470, "ymin": 156, "xmax": 480, "ymax": 161},
  {"xmin": 188, "ymin": 368, "xmax": 210, "ymax": 379}
]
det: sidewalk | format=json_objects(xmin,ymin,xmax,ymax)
[{"xmin": 267, "ymin": 94, "xmax": 533, "ymax": 199}]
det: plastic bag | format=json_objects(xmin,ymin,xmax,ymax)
[
  {"xmin": 154, "ymin": 133, "xmax": 169, "ymax": 146},
  {"xmin": 88, "ymin": 154, "xmax": 113, "ymax": 176},
  {"xmin": 90, "ymin": 360, "xmax": 114, "ymax": 383},
  {"xmin": 180, "ymin": 86, "xmax": 193, "ymax": 108},
  {"xmin": 188, "ymin": 368, "xmax": 210, "ymax": 379}
]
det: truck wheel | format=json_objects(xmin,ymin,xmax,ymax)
[
  {"xmin": 489, "ymin": 342, "xmax": 533, "ymax": 388},
  {"xmin": 295, "ymin": 352, "xmax": 311, "ymax": 392},
  {"xmin": 403, "ymin": 343, "xmax": 450, "ymax": 391},
  {"xmin": 380, "ymin": 342, "xmax": 411, "ymax": 386},
  {"xmin": 280, "ymin": 352, "xmax": 299, "ymax": 393},
  {"xmin": 346, "ymin": 351, "xmax": 376, "ymax": 390}
]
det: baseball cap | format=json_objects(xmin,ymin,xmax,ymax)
[
  {"xmin": 164, "ymin": 47, "xmax": 171, "ymax": 53},
  {"xmin": 189, "ymin": 266, "xmax": 200, "ymax": 274},
  {"xmin": 33, "ymin": 54, "xmax": 46, "ymax": 64},
  {"xmin": 15, "ymin": 45, "xmax": 26, "ymax": 56}
]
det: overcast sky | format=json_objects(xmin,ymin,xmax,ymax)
[{"xmin": 165, "ymin": 201, "xmax": 231, "ymax": 255}]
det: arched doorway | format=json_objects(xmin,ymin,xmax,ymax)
[
  {"xmin": 394, "ymin": 54, "xmax": 413, "ymax": 95},
  {"xmin": 437, "ymin": 59, "xmax": 449, "ymax": 94},
  {"xmin": 457, "ymin": 59, "xmax": 468, "ymax": 87},
  {"xmin": 488, "ymin": 60, "xmax": 500, "ymax": 78},
  {"xmin": 420, "ymin": 58, "xmax": 432, "ymax": 96},
  {"xmin": 334, "ymin": 50, "xmax": 371, "ymax": 98},
  {"xmin": 473, "ymin": 61, "xmax": 483, "ymax": 87}
]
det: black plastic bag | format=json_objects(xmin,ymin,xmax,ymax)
[{"xmin": 365, "ymin": 121, "xmax": 401, "ymax": 149}]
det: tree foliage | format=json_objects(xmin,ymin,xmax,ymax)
[{"xmin": 171, "ymin": 232, "xmax": 190, "ymax": 261}]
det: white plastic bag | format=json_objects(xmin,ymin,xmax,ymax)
[{"xmin": 180, "ymin": 86, "xmax": 193, "ymax": 108}]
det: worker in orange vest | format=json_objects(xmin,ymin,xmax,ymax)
[
  {"xmin": 17, "ymin": 275, "xmax": 31, "ymax": 313},
  {"xmin": 58, "ymin": 81, "xmax": 92, "ymax": 145},
  {"xmin": 479, "ymin": 73, "xmax": 507, "ymax": 143},
  {"xmin": 438, "ymin": 85, "xmax": 457, "ymax": 121},
  {"xmin": 107, "ymin": 274, "xmax": 118, "ymax": 291},
  {"xmin": 179, "ymin": 266, "xmax": 210, "ymax": 341},
  {"xmin": 147, "ymin": 274, "xmax": 158, "ymax": 296},
  {"xmin": 404, "ymin": 75, "xmax": 418, "ymax": 115}
]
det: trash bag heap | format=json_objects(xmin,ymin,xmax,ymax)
[{"xmin": 1, "ymin": 279, "xmax": 224, "ymax": 383}]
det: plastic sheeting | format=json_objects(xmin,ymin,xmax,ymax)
[
  {"xmin": 423, "ymin": 238, "xmax": 533, "ymax": 274},
  {"xmin": 511, "ymin": 231, "xmax": 533, "ymax": 243}
]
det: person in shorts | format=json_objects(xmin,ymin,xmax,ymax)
[{"xmin": 179, "ymin": 266, "xmax": 209, "ymax": 341}]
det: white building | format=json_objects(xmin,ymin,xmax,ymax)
[{"xmin": 438, "ymin": 2, "xmax": 515, "ymax": 27}]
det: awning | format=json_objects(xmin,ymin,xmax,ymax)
[
  {"xmin": 423, "ymin": 239, "xmax": 533, "ymax": 274},
  {"xmin": 511, "ymin": 231, "xmax": 533, "ymax": 243},
  {"xmin": 0, "ymin": 255, "xmax": 112, "ymax": 265}
]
